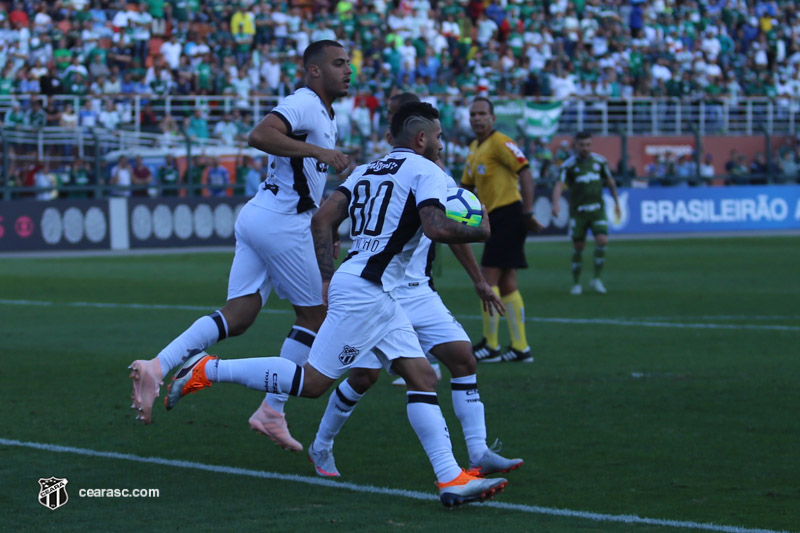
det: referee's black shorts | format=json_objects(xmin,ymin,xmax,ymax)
[{"xmin": 481, "ymin": 201, "xmax": 528, "ymax": 269}]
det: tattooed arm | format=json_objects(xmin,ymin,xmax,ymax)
[
  {"xmin": 311, "ymin": 190, "xmax": 350, "ymax": 284},
  {"xmin": 418, "ymin": 204, "xmax": 490, "ymax": 244}
]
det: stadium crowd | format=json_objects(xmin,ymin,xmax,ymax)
[{"xmin": 2, "ymin": 0, "xmax": 800, "ymax": 195}]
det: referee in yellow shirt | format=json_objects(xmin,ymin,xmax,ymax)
[{"xmin": 461, "ymin": 97, "xmax": 543, "ymax": 363}]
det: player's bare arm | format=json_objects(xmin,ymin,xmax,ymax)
[
  {"xmin": 248, "ymin": 113, "xmax": 350, "ymax": 172},
  {"xmin": 551, "ymin": 180, "xmax": 564, "ymax": 217},
  {"xmin": 311, "ymin": 190, "xmax": 350, "ymax": 284},
  {"xmin": 419, "ymin": 204, "xmax": 490, "ymax": 243},
  {"xmin": 519, "ymin": 167, "xmax": 534, "ymax": 214},
  {"xmin": 449, "ymin": 243, "xmax": 505, "ymax": 316},
  {"xmin": 518, "ymin": 167, "xmax": 544, "ymax": 231}
]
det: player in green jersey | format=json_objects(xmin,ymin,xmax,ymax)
[{"xmin": 552, "ymin": 131, "xmax": 621, "ymax": 295}]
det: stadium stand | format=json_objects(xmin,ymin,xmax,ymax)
[{"xmin": 0, "ymin": 0, "xmax": 799, "ymax": 197}]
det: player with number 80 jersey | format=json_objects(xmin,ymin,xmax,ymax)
[{"xmin": 335, "ymin": 147, "xmax": 449, "ymax": 292}]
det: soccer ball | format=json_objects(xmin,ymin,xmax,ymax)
[{"xmin": 446, "ymin": 187, "xmax": 483, "ymax": 227}]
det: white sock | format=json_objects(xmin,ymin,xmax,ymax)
[
  {"xmin": 314, "ymin": 379, "xmax": 364, "ymax": 449},
  {"xmin": 267, "ymin": 326, "xmax": 316, "ymax": 413},
  {"xmin": 214, "ymin": 357, "xmax": 304, "ymax": 396},
  {"xmin": 156, "ymin": 311, "xmax": 228, "ymax": 378},
  {"xmin": 406, "ymin": 391, "xmax": 462, "ymax": 483},
  {"xmin": 451, "ymin": 375, "xmax": 488, "ymax": 464}
]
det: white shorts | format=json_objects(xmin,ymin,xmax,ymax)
[
  {"xmin": 356, "ymin": 288, "xmax": 469, "ymax": 370},
  {"xmin": 227, "ymin": 203, "xmax": 323, "ymax": 307},
  {"xmin": 307, "ymin": 273, "xmax": 426, "ymax": 379}
]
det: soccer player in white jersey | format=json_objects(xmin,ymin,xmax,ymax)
[
  {"xmin": 306, "ymin": 93, "xmax": 524, "ymax": 479},
  {"xmin": 165, "ymin": 102, "xmax": 508, "ymax": 506},
  {"xmin": 128, "ymin": 40, "xmax": 351, "ymax": 442}
]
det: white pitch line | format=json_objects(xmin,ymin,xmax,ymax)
[
  {"xmin": 1, "ymin": 299, "xmax": 798, "ymax": 332},
  {"xmin": 519, "ymin": 317, "xmax": 800, "ymax": 332},
  {"xmin": 626, "ymin": 315, "xmax": 800, "ymax": 322},
  {"xmin": 0, "ymin": 438, "xmax": 790, "ymax": 533},
  {"xmin": 0, "ymin": 298, "xmax": 288, "ymax": 315}
]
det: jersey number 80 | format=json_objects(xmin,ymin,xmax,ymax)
[{"xmin": 350, "ymin": 180, "xmax": 394, "ymax": 237}]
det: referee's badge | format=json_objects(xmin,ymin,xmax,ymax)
[{"xmin": 477, "ymin": 164, "xmax": 486, "ymax": 175}]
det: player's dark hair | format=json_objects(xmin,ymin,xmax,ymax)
[
  {"xmin": 387, "ymin": 93, "xmax": 421, "ymax": 125},
  {"xmin": 303, "ymin": 40, "xmax": 344, "ymax": 68},
  {"xmin": 388, "ymin": 92, "xmax": 421, "ymax": 109},
  {"xmin": 575, "ymin": 130, "xmax": 592, "ymax": 141},
  {"xmin": 471, "ymin": 96, "xmax": 494, "ymax": 115},
  {"xmin": 390, "ymin": 102, "xmax": 440, "ymax": 141}
]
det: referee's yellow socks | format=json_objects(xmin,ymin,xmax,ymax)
[
  {"xmin": 502, "ymin": 290, "xmax": 528, "ymax": 352},
  {"xmin": 481, "ymin": 286, "xmax": 501, "ymax": 349}
]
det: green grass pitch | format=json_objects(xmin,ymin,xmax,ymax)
[{"xmin": 0, "ymin": 236, "xmax": 798, "ymax": 532}]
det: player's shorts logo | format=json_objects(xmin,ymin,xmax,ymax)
[
  {"xmin": 338, "ymin": 345, "xmax": 359, "ymax": 365},
  {"xmin": 38, "ymin": 477, "xmax": 69, "ymax": 510}
]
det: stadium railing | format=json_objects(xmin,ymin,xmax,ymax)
[
  {"xmin": 2, "ymin": 94, "xmax": 798, "ymax": 200},
  {"xmin": 1, "ymin": 95, "xmax": 798, "ymax": 137}
]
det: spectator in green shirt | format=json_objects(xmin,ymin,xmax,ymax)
[
  {"xmin": 4, "ymin": 101, "xmax": 26, "ymax": 127},
  {"xmin": 157, "ymin": 154, "xmax": 181, "ymax": 196},
  {"xmin": 183, "ymin": 154, "xmax": 207, "ymax": 195},
  {"xmin": 0, "ymin": 64, "xmax": 15, "ymax": 95},
  {"xmin": 195, "ymin": 57, "xmax": 212, "ymax": 92},
  {"xmin": 67, "ymin": 158, "xmax": 94, "ymax": 198},
  {"xmin": 231, "ymin": 109, "xmax": 249, "ymax": 143},
  {"xmin": 53, "ymin": 38, "xmax": 72, "ymax": 71},
  {"xmin": 187, "ymin": 107, "xmax": 209, "ymax": 140},
  {"xmin": 26, "ymin": 99, "xmax": 47, "ymax": 129}
]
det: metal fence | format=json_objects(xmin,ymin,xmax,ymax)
[
  {"xmin": 1, "ymin": 124, "xmax": 223, "ymax": 166},
  {"xmin": 1, "ymin": 95, "xmax": 799, "ymax": 137},
  {"xmin": 567, "ymin": 98, "xmax": 798, "ymax": 136},
  {"xmin": 2, "ymin": 94, "xmax": 799, "ymax": 200},
  {"xmin": 0, "ymin": 124, "xmax": 238, "ymax": 200}
]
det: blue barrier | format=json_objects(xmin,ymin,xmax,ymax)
[
  {"xmin": 605, "ymin": 186, "xmax": 800, "ymax": 234},
  {"xmin": 0, "ymin": 197, "xmax": 246, "ymax": 252},
  {"xmin": 3, "ymin": 187, "xmax": 798, "ymax": 253}
]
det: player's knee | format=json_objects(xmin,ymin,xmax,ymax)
[
  {"xmin": 226, "ymin": 310, "xmax": 259, "ymax": 337},
  {"xmin": 347, "ymin": 368, "xmax": 380, "ymax": 394},
  {"xmin": 435, "ymin": 342, "xmax": 476, "ymax": 376},
  {"xmin": 596, "ymin": 234, "xmax": 609, "ymax": 247},
  {"xmin": 404, "ymin": 366, "xmax": 438, "ymax": 392},
  {"xmin": 299, "ymin": 370, "xmax": 333, "ymax": 398},
  {"xmin": 421, "ymin": 368, "xmax": 439, "ymax": 391},
  {"xmin": 219, "ymin": 312, "xmax": 256, "ymax": 337},
  {"xmin": 294, "ymin": 305, "xmax": 326, "ymax": 331},
  {"xmin": 449, "ymin": 356, "xmax": 476, "ymax": 377},
  {"xmin": 227, "ymin": 319, "xmax": 253, "ymax": 337},
  {"xmin": 302, "ymin": 386, "xmax": 325, "ymax": 398},
  {"xmin": 221, "ymin": 295, "xmax": 262, "ymax": 337}
]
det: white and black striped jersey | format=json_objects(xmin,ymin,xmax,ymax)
[
  {"xmin": 337, "ymin": 148, "xmax": 448, "ymax": 292},
  {"xmin": 393, "ymin": 174, "xmax": 459, "ymax": 297},
  {"xmin": 250, "ymin": 87, "xmax": 338, "ymax": 214}
]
